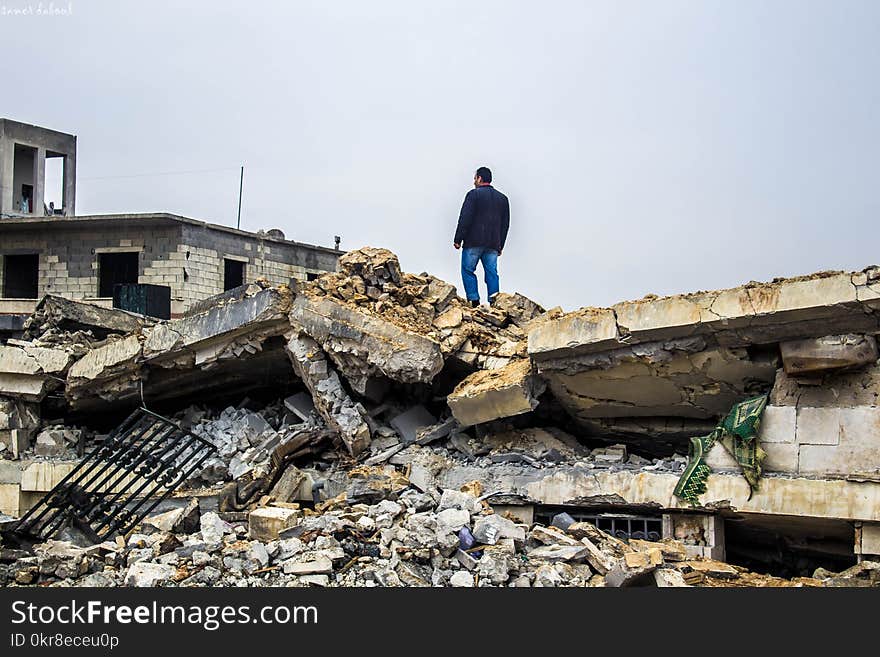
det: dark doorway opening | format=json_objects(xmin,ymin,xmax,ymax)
[
  {"xmin": 12, "ymin": 144, "xmax": 37, "ymax": 214},
  {"xmin": 2, "ymin": 254, "xmax": 39, "ymax": 298},
  {"xmin": 99, "ymin": 252, "xmax": 139, "ymax": 297},
  {"xmin": 224, "ymin": 258, "xmax": 245, "ymax": 291}
]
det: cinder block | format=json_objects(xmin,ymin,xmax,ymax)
[
  {"xmin": 758, "ymin": 406, "xmax": 796, "ymax": 443},
  {"xmin": 796, "ymin": 407, "xmax": 840, "ymax": 445},
  {"xmin": 858, "ymin": 523, "xmax": 880, "ymax": 556},
  {"xmin": 762, "ymin": 443, "xmax": 799, "ymax": 473},
  {"xmin": 704, "ymin": 443, "xmax": 739, "ymax": 470},
  {"xmin": 0, "ymin": 483, "xmax": 21, "ymax": 516}
]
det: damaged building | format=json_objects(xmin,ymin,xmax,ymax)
[
  {"xmin": 1, "ymin": 246, "xmax": 880, "ymax": 588},
  {"xmin": 0, "ymin": 120, "xmax": 342, "ymax": 335}
]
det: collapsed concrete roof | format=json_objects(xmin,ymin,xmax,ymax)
[{"xmin": 4, "ymin": 248, "xmax": 880, "ymax": 553}]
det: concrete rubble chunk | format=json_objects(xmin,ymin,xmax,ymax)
[
  {"xmin": 283, "ymin": 556, "xmax": 333, "ymax": 575},
  {"xmin": 200, "ymin": 512, "xmax": 232, "ymax": 544},
  {"xmin": 473, "ymin": 514, "xmax": 525, "ymax": 545},
  {"xmin": 249, "ymin": 506, "xmax": 300, "ymax": 541},
  {"xmin": 124, "ymin": 562, "xmax": 177, "ymax": 587},
  {"xmin": 654, "ymin": 568, "xmax": 691, "ymax": 587},
  {"xmin": 285, "ymin": 332, "xmax": 370, "ymax": 456},
  {"xmin": 289, "ymin": 295, "xmax": 445, "ymax": 392},
  {"xmin": 23, "ymin": 295, "xmax": 146, "ymax": 340},
  {"xmin": 449, "ymin": 570, "xmax": 475, "ymax": 587},
  {"xmin": 447, "ymin": 359, "xmax": 546, "ymax": 426},
  {"xmin": 390, "ymin": 406, "xmax": 437, "ymax": 445},
  {"xmin": 780, "ymin": 334, "xmax": 879, "ymax": 375},
  {"xmin": 528, "ymin": 544, "xmax": 590, "ymax": 563},
  {"xmin": 284, "ymin": 392, "xmax": 316, "ymax": 422}
]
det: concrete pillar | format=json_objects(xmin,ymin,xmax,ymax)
[
  {"xmin": 0, "ymin": 136, "xmax": 12, "ymax": 216},
  {"xmin": 63, "ymin": 148, "xmax": 76, "ymax": 215},
  {"xmin": 663, "ymin": 512, "xmax": 726, "ymax": 561},
  {"xmin": 34, "ymin": 147, "xmax": 46, "ymax": 215},
  {"xmin": 855, "ymin": 522, "xmax": 880, "ymax": 561}
]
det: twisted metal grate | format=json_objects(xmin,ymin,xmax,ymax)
[{"xmin": 15, "ymin": 407, "xmax": 216, "ymax": 542}]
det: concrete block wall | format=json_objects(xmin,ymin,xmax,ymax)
[
  {"xmin": 0, "ymin": 223, "xmax": 182, "ymax": 307},
  {"xmin": 706, "ymin": 364, "xmax": 880, "ymax": 477},
  {"xmin": 2, "ymin": 219, "xmax": 341, "ymax": 317},
  {"xmin": 177, "ymin": 224, "xmax": 339, "ymax": 309}
]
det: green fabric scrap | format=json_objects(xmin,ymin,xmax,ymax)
[{"xmin": 673, "ymin": 394, "xmax": 769, "ymax": 505}]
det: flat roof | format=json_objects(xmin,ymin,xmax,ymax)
[{"xmin": 0, "ymin": 212, "xmax": 344, "ymax": 256}]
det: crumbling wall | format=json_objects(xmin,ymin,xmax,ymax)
[{"xmin": 706, "ymin": 363, "xmax": 880, "ymax": 477}]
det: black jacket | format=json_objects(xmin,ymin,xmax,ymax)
[{"xmin": 454, "ymin": 185, "xmax": 510, "ymax": 252}]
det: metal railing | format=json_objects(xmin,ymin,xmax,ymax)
[{"xmin": 15, "ymin": 407, "xmax": 217, "ymax": 542}]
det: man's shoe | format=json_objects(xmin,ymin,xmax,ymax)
[
  {"xmin": 469, "ymin": 300, "xmax": 480, "ymax": 308},
  {"xmin": 489, "ymin": 294, "xmax": 499, "ymax": 307}
]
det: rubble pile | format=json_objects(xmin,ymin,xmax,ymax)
[
  {"xmin": 182, "ymin": 401, "xmax": 321, "ymax": 485},
  {"xmin": 20, "ymin": 294, "xmax": 147, "ymax": 356},
  {"xmin": 4, "ymin": 247, "xmax": 880, "ymax": 585},
  {"xmin": 300, "ymin": 246, "xmax": 551, "ymax": 371},
  {"xmin": 3, "ymin": 483, "xmax": 846, "ymax": 588}
]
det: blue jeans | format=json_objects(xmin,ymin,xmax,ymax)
[{"xmin": 461, "ymin": 247, "xmax": 499, "ymax": 302}]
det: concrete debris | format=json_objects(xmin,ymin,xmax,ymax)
[
  {"xmin": 23, "ymin": 295, "xmax": 147, "ymax": 344},
  {"xmin": 285, "ymin": 332, "xmax": 370, "ymax": 456},
  {"xmin": 390, "ymin": 405, "xmax": 436, "ymax": 445},
  {"xmin": 0, "ymin": 480, "xmax": 857, "ymax": 587},
  {"xmin": 780, "ymin": 333, "xmax": 879, "ymax": 376},
  {"xmin": 447, "ymin": 359, "xmax": 546, "ymax": 426},
  {"xmin": 3, "ymin": 248, "xmax": 880, "ymax": 586}
]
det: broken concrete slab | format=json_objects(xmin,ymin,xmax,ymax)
[
  {"xmin": 527, "ymin": 307, "xmax": 620, "ymax": 361},
  {"xmin": 537, "ymin": 342, "xmax": 778, "ymax": 421},
  {"xmin": 530, "ymin": 267, "xmax": 880, "ymax": 363},
  {"xmin": 0, "ymin": 344, "xmax": 73, "ymax": 401},
  {"xmin": 426, "ymin": 453, "xmax": 880, "ymax": 523},
  {"xmin": 24, "ymin": 295, "xmax": 146, "ymax": 340},
  {"xmin": 143, "ymin": 287, "xmax": 292, "ymax": 360},
  {"xmin": 290, "ymin": 295, "xmax": 445, "ymax": 394},
  {"xmin": 284, "ymin": 392, "xmax": 316, "ymax": 422},
  {"xmin": 447, "ymin": 359, "xmax": 546, "ymax": 426},
  {"xmin": 780, "ymin": 334, "xmax": 878, "ymax": 375},
  {"xmin": 66, "ymin": 335, "xmax": 142, "ymax": 400},
  {"xmin": 390, "ymin": 406, "xmax": 436, "ymax": 445},
  {"xmin": 285, "ymin": 332, "xmax": 371, "ymax": 456}
]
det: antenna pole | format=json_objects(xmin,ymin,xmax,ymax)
[{"xmin": 236, "ymin": 166, "xmax": 244, "ymax": 229}]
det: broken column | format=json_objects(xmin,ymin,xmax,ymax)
[{"xmin": 285, "ymin": 332, "xmax": 370, "ymax": 457}]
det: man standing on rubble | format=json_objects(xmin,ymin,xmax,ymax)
[{"xmin": 453, "ymin": 166, "xmax": 510, "ymax": 307}]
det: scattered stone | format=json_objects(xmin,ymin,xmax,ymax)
[
  {"xmin": 473, "ymin": 514, "xmax": 525, "ymax": 545},
  {"xmin": 449, "ymin": 570, "xmax": 475, "ymax": 587},
  {"xmin": 249, "ymin": 506, "xmax": 300, "ymax": 541},
  {"xmin": 124, "ymin": 562, "xmax": 177, "ymax": 587}
]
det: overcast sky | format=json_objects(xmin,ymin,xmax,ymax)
[{"xmin": 2, "ymin": 0, "xmax": 878, "ymax": 310}]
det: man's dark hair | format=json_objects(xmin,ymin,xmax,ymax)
[{"xmin": 476, "ymin": 166, "xmax": 492, "ymax": 183}]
